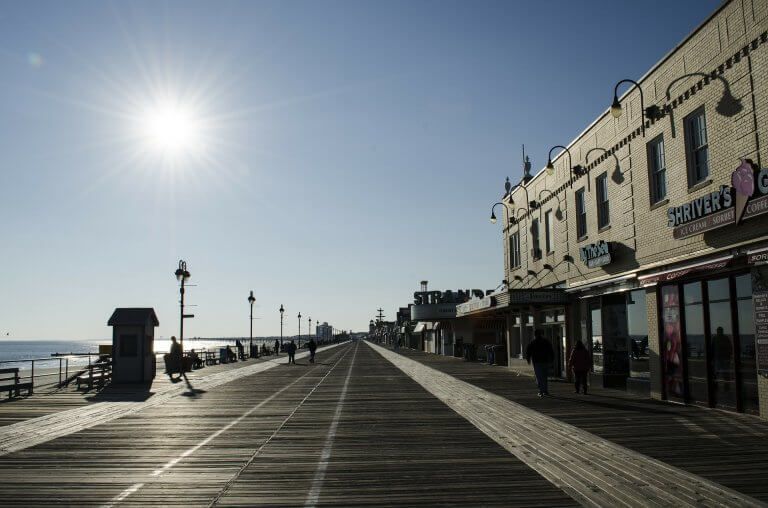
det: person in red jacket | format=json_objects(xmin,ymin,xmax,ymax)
[{"xmin": 569, "ymin": 340, "xmax": 591, "ymax": 394}]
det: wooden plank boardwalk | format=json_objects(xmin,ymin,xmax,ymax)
[
  {"xmin": 383, "ymin": 343, "xmax": 768, "ymax": 505},
  {"xmin": 0, "ymin": 341, "xmax": 575, "ymax": 507}
]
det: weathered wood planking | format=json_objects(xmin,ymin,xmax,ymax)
[
  {"xmin": 0, "ymin": 342, "xmax": 576, "ymax": 507},
  {"xmin": 386, "ymin": 343, "xmax": 768, "ymax": 504}
]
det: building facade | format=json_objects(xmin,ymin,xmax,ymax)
[{"xmin": 487, "ymin": 0, "xmax": 768, "ymax": 418}]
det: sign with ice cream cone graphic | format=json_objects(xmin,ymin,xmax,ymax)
[{"xmin": 667, "ymin": 159, "xmax": 768, "ymax": 239}]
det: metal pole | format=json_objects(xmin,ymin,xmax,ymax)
[
  {"xmin": 249, "ymin": 303, "xmax": 253, "ymax": 357},
  {"xmin": 298, "ymin": 315, "xmax": 301, "ymax": 348},
  {"xmin": 280, "ymin": 314, "xmax": 283, "ymax": 348},
  {"xmin": 180, "ymin": 278, "xmax": 185, "ymax": 354}
]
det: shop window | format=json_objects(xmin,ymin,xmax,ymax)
[
  {"xmin": 626, "ymin": 290, "xmax": 649, "ymax": 379},
  {"xmin": 596, "ymin": 172, "xmax": 610, "ymax": 229},
  {"xmin": 544, "ymin": 209, "xmax": 553, "ymax": 253},
  {"xmin": 589, "ymin": 302, "xmax": 603, "ymax": 374},
  {"xmin": 683, "ymin": 282, "xmax": 708, "ymax": 405},
  {"xmin": 707, "ymin": 278, "xmax": 737, "ymax": 409},
  {"xmin": 509, "ymin": 232, "xmax": 521, "ymax": 268},
  {"xmin": 661, "ymin": 285, "xmax": 684, "ymax": 402},
  {"xmin": 647, "ymin": 135, "xmax": 667, "ymax": 204},
  {"xmin": 685, "ymin": 107, "xmax": 709, "ymax": 186},
  {"xmin": 530, "ymin": 219, "xmax": 541, "ymax": 259},
  {"xmin": 575, "ymin": 187, "xmax": 587, "ymax": 239},
  {"xmin": 735, "ymin": 274, "xmax": 759, "ymax": 414}
]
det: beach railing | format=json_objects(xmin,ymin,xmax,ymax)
[{"xmin": 0, "ymin": 352, "xmax": 103, "ymax": 391}]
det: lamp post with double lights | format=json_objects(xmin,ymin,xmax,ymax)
[
  {"xmin": 248, "ymin": 291, "xmax": 256, "ymax": 358},
  {"xmin": 279, "ymin": 304, "xmax": 284, "ymax": 350},
  {"xmin": 174, "ymin": 260, "xmax": 192, "ymax": 354},
  {"xmin": 297, "ymin": 312, "xmax": 302, "ymax": 348}
]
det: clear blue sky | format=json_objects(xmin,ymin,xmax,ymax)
[{"xmin": 0, "ymin": 0, "xmax": 721, "ymax": 340}]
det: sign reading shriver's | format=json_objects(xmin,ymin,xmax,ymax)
[{"xmin": 668, "ymin": 159, "xmax": 768, "ymax": 239}]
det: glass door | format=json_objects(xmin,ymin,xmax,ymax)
[{"xmin": 682, "ymin": 282, "xmax": 709, "ymax": 405}]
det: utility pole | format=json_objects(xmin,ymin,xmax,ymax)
[{"xmin": 377, "ymin": 308, "xmax": 385, "ymax": 323}]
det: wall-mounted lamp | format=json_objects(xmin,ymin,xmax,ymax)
[
  {"xmin": 543, "ymin": 264, "xmax": 554, "ymax": 271},
  {"xmin": 610, "ymin": 79, "xmax": 660, "ymax": 137},
  {"xmin": 546, "ymin": 145, "xmax": 581, "ymax": 185}
]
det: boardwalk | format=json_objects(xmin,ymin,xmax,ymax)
[{"xmin": 0, "ymin": 341, "xmax": 765, "ymax": 507}]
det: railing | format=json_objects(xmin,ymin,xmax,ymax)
[{"xmin": 0, "ymin": 352, "xmax": 104, "ymax": 390}]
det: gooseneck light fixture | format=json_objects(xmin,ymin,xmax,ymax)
[
  {"xmin": 545, "ymin": 145, "xmax": 582, "ymax": 183},
  {"xmin": 610, "ymin": 79, "xmax": 659, "ymax": 137}
]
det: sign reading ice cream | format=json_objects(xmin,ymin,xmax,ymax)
[{"xmin": 668, "ymin": 159, "xmax": 768, "ymax": 239}]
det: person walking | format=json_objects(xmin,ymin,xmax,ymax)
[
  {"xmin": 274, "ymin": 339, "xmax": 280, "ymax": 356},
  {"xmin": 286, "ymin": 340, "xmax": 296, "ymax": 365},
  {"xmin": 308, "ymin": 338, "xmax": 317, "ymax": 364},
  {"xmin": 525, "ymin": 329, "xmax": 554, "ymax": 397},
  {"xmin": 166, "ymin": 336, "xmax": 183, "ymax": 381},
  {"xmin": 569, "ymin": 340, "xmax": 591, "ymax": 394}
]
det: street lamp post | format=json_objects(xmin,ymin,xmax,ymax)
[
  {"xmin": 248, "ymin": 290, "xmax": 256, "ymax": 358},
  {"xmin": 297, "ymin": 312, "xmax": 302, "ymax": 348},
  {"xmin": 308, "ymin": 317, "xmax": 312, "ymax": 344},
  {"xmin": 279, "ymin": 304, "xmax": 285, "ymax": 350},
  {"xmin": 174, "ymin": 260, "xmax": 191, "ymax": 354}
]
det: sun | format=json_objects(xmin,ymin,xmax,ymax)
[{"xmin": 138, "ymin": 99, "xmax": 205, "ymax": 162}]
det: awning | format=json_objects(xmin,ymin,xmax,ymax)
[
  {"xmin": 413, "ymin": 322, "xmax": 426, "ymax": 333},
  {"xmin": 638, "ymin": 254, "xmax": 734, "ymax": 286}
]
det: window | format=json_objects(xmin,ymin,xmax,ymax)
[
  {"xmin": 509, "ymin": 232, "xmax": 520, "ymax": 268},
  {"xmin": 575, "ymin": 188, "xmax": 587, "ymax": 239},
  {"xmin": 596, "ymin": 173, "xmax": 610, "ymax": 229},
  {"xmin": 530, "ymin": 219, "xmax": 541, "ymax": 259},
  {"xmin": 685, "ymin": 107, "xmax": 709, "ymax": 186},
  {"xmin": 544, "ymin": 209, "xmax": 554, "ymax": 253},
  {"xmin": 647, "ymin": 135, "xmax": 666, "ymax": 203}
]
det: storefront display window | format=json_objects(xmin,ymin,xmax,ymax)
[
  {"xmin": 708, "ymin": 278, "xmax": 737, "ymax": 409},
  {"xmin": 735, "ymin": 274, "xmax": 759, "ymax": 414},
  {"xmin": 683, "ymin": 282, "xmax": 708, "ymax": 404},
  {"xmin": 626, "ymin": 290, "xmax": 649, "ymax": 379},
  {"xmin": 590, "ymin": 303, "xmax": 603, "ymax": 373},
  {"xmin": 661, "ymin": 285, "xmax": 684, "ymax": 401}
]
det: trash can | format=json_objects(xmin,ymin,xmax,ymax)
[
  {"xmin": 108, "ymin": 308, "xmax": 158, "ymax": 383},
  {"xmin": 491, "ymin": 344, "xmax": 507, "ymax": 366},
  {"xmin": 486, "ymin": 345, "xmax": 495, "ymax": 365}
]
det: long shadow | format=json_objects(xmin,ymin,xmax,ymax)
[
  {"xmin": 180, "ymin": 373, "xmax": 206, "ymax": 398},
  {"xmin": 85, "ymin": 382, "xmax": 155, "ymax": 402}
]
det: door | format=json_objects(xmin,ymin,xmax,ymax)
[{"xmin": 707, "ymin": 278, "xmax": 737, "ymax": 410}]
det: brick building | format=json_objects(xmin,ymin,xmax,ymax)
[{"xmin": 462, "ymin": 0, "xmax": 768, "ymax": 418}]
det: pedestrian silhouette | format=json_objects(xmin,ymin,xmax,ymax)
[
  {"xmin": 569, "ymin": 340, "xmax": 591, "ymax": 394},
  {"xmin": 165, "ymin": 336, "xmax": 183, "ymax": 381},
  {"xmin": 526, "ymin": 329, "xmax": 554, "ymax": 397},
  {"xmin": 287, "ymin": 340, "xmax": 297, "ymax": 364},
  {"xmin": 308, "ymin": 338, "xmax": 317, "ymax": 363},
  {"xmin": 274, "ymin": 339, "xmax": 280, "ymax": 355}
]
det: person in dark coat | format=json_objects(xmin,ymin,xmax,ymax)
[
  {"xmin": 525, "ymin": 329, "xmax": 554, "ymax": 397},
  {"xmin": 274, "ymin": 339, "xmax": 280, "ymax": 356},
  {"xmin": 235, "ymin": 339, "xmax": 245, "ymax": 360},
  {"xmin": 286, "ymin": 340, "xmax": 297, "ymax": 364},
  {"xmin": 166, "ymin": 336, "xmax": 183, "ymax": 380},
  {"xmin": 308, "ymin": 339, "xmax": 317, "ymax": 363},
  {"xmin": 569, "ymin": 340, "xmax": 591, "ymax": 394}
]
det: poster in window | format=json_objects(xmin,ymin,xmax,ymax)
[{"xmin": 661, "ymin": 285, "xmax": 684, "ymax": 399}]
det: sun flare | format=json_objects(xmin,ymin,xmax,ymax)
[{"xmin": 138, "ymin": 99, "xmax": 205, "ymax": 162}]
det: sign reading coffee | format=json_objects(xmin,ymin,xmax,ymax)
[
  {"xmin": 580, "ymin": 240, "xmax": 612, "ymax": 268},
  {"xmin": 668, "ymin": 159, "xmax": 768, "ymax": 239}
]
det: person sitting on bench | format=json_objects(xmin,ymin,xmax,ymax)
[{"xmin": 189, "ymin": 349, "xmax": 203, "ymax": 369}]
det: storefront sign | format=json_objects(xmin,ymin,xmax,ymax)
[
  {"xmin": 507, "ymin": 289, "xmax": 569, "ymax": 305},
  {"xmin": 668, "ymin": 160, "xmax": 768, "ymax": 239},
  {"xmin": 580, "ymin": 241, "xmax": 612, "ymax": 268},
  {"xmin": 748, "ymin": 248, "xmax": 768, "ymax": 266},
  {"xmin": 410, "ymin": 303, "xmax": 457, "ymax": 321},
  {"xmin": 413, "ymin": 289, "xmax": 490, "ymax": 305},
  {"xmin": 638, "ymin": 257, "xmax": 732, "ymax": 287},
  {"xmin": 754, "ymin": 292, "xmax": 768, "ymax": 374},
  {"xmin": 456, "ymin": 296, "xmax": 496, "ymax": 316}
]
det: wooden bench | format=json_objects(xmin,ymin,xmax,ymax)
[
  {"xmin": 76, "ymin": 360, "xmax": 112, "ymax": 390},
  {"xmin": 0, "ymin": 367, "xmax": 33, "ymax": 398},
  {"xmin": 204, "ymin": 351, "xmax": 219, "ymax": 366}
]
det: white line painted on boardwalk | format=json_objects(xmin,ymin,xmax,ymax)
[
  {"xmin": 0, "ymin": 342, "xmax": 348, "ymax": 457},
  {"xmin": 208, "ymin": 342, "xmax": 358, "ymax": 507},
  {"xmin": 304, "ymin": 342, "xmax": 358, "ymax": 507},
  {"xmin": 368, "ymin": 342, "xmax": 763, "ymax": 508}
]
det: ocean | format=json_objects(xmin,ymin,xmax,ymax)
[{"xmin": 0, "ymin": 338, "xmax": 277, "ymax": 371}]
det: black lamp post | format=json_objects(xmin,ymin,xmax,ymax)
[
  {"xmin": 174, "ymin": 260, "xmax": 191, "ymax": 354},
  {"xmin": 248, "ymin": 290, "xmax": 256, "ymax": 358},
  {"xmin": 308, "ymin": 317, "xmax": 312, "ymax": 345},
  {"xmin": 279, "ymin": 304, "xmax": 284, "ymax": 350},
  {"xmin": 297, "ymin": 312, "xmax": 302, "ymax": 348}
]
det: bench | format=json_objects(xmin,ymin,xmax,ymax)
[
  {"xmin": 0, "ymin": 368, "xmax": 33, "ymax": 398},
  {"xmin": 204, "ymin": 351, "xmax": 219, "ymax": 366},
  {"xmin": 76, "ymin": 360, "xmax": 112, "ymax": 390}
]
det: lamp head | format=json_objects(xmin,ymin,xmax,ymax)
[
  {"xmin": 279, "ymin": 304, "xmax": 284, "ymax": 314},
  {"xmin": 610, "ymin": 95, "xmax": 622, "ymax": 118},
  {"xmin": 175, "ymin": 268, "xmax": 184, "ymax": 281},
  {"xmin": 545, "ymin": 159, "xmax": 554, "ymax": 176},
  {"xmin": 490, "ymin": 211, "xmax": 497, "ymax": 224},
  {"xmin": 248, "ymin": 290, "xmax": 255, "ymax": 304}
]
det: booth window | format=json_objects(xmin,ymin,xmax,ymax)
[
  {"xmin": 685, "ymin": 107, "xmax": 709, "ymax": 186},
  {"xmin": 575, "ymin": 188, "xmax": 587, "ymax": 239},
  {"xmin": 647, "ymin": 134, "xmax": 667, "ymax": 204},
  {"xmin": 596, "ymin": 172, "xmax": 610, "ymax": 229},
  {"xmin": 509, "ymin": 232, "xmax": 521, "ymax": 268},
  {"xmin": 119, "ymin": 334, "xmax": 138, "ymax": 357}
]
